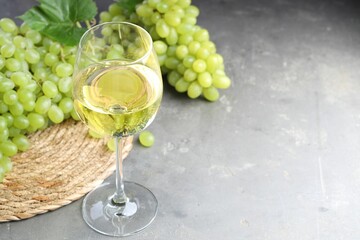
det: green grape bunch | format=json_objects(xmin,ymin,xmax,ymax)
[
  {"xmin": 0, "ymin": 18, "xmax": 79, "ymax": 181},
  {"xmin": 100, "ymin": 0, "xmax": 231, "ymax": 101},
  {"xmin": 0, "ymin": 0, "xmax": 233, "ymax": 182}
]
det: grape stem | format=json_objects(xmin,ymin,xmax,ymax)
[
  {"xmin": 60, "ymin": 48, "xmax": 65, "ymax": 62},
  {"xmin": 76, "ymin": 21, "xmax": 82, "ymax": 28},
  {"xmin": 85, "ymin": 20, "xmax": 92, "ymax": 30}
]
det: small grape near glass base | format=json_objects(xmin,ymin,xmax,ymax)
[{"xmin": 72, "ymin": 22, "xmax": 163, "ymax": 237}]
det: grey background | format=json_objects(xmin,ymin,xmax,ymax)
[{"xmin": 1, "ymin": 0, "xmax": 360, "ymax": 239}]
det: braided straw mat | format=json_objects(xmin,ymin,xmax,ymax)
[{"xmin": 0, "ymin": 119, "xmax": 133, "ymax": 222}]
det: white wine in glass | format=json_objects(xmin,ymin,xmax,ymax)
[{"xmin": 72, "ymin": 22, "xmax": 163, "ymax": 237}]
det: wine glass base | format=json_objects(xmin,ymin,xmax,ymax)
[{"xmin": 82, "ymin": 181, "xmax": 158, "ymax": 237}]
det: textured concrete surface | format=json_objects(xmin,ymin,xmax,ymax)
[{"xmin": 1, "ymin": 0, "xmax": 360, "ymax": 239}]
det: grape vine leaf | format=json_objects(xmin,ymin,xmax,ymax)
[
  {"xmin": 19, "ymin": 0, "xmax": 97, "ymax": 46},
  {"xmin": 116, "ymin": 0, "xmax": 143, "ymax": 13}
]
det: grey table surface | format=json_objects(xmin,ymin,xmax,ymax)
[{"xmin": 1, "ymin": 0, "xmax": 360, "ymax": 239}]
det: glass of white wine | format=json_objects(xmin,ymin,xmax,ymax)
[{"xmin": 72, "ymin": 22, "xmax": 163, "ymax": 237}]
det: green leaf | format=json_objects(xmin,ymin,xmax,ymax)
[
  {"xmin": 19, "ymin": 0, "xmax": 97, "ymax": 46},
  {"xmin": 116, "ymin": 0, "xmax": 143, "ymax": 13}
]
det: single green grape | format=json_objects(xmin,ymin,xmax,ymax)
[
  {"xmin": 178, "ymin": 34, "xmax": 193, "ymax": 45},
  {"xmin": 156, "ymin": 20, "xmax": 170, "ymax": 38},
  {"xmin": 153, "ymin": 40, "xmax": 168, "ymax": 55},
  {"xmin": 5, "ymin": 58, "xmax": 21, "ymax": 71},
  {"xmin": 27, "ymin": 112, "xmax": 45, "ymax": 129},
  {"xmin": 58, "ymin": 97, "xmax": 73, "ymax": 114},
  {"xmin": 167, "ymin": 70, "xmax": 181, "ymax": 86},
  {"xmin": 26, "ymin": 30, "xmax": 42, "ymax": 44},
  {"xmin": 48, "ymin": 74, "xmax": 59, "ymax": 83},
  {"xmin": 11, "ymin": 72, "xmax": 29, "ymax": 87},
  {"xmin": 9, "ymin": 102, "xmax": 24, "ymax": 116},
  {"xmin": 157, "ymin": 54, "xmax": 166, "ymax": 66},
  {"xmin": 101, "ymin": 26, "xmax": 113, "ymax": 37},
  {"xmin": 25, "ymin": 49, "xmax": 40, "ymax": 64},
  {"xmin": 0, "ymin": 78, "xmax": 15, "ymax": 93},
  {"xmin": 70, "ymin": 109, "xmax": 80, "ymax": 121},
  {"xmin": 3, "ymin": 90, "xmax": 18, "ymax": 105},
  {"xmin": 13, "ymin": 115, "xmax": 30, "ymax": 130},
  {"xmin": 1, "ymin": 43, "xmax": 15, "ymax": 58},
  {"xmin": 183, "ymin": 55, "xmax": 195, "ymax": 68},
  {"xmin": 12, "ymin": 134, "xmax": 30, "ymax": 152},
  {"xmin": 139, "ymin": 130, "xmax": 155, "ymax": 147},
  {"xmin": 51, "ymin": 93, "xmax": 63, "ymax": 103},
  {"xmin": 176, "ymin": 23, "xmax": 194, "ymax": 35},
  {"xmin": 0, "ymin": 35, "xmax": 11, "ymax": 46},
  {"xmin": 184, "ymin": 69, "xmax": 197, "ymax": 82},
  {"xmin": 0, "ymin": 156, "xmax": 12, "ymax": 173},
  {"xmin": 165, "ymin": 57, "xmax": 180, "ymax": 70},
  {"xmin": 42, "ymin": 81, "xmax": 59, "ymax": 98},
  {"xmin": 58, "ymin": 77, "xmax": 72, "ymax": 93},
  {"xmin": 151, "ymin": 12, "xmax": 161, "ymax": 24},
  {"xmin": 108, "ymin": 3, "xmax": 123, "ymax": 16},
  {"xmin": 164, "ymin": 12, "xmax": 181, "ymax": 27},
  {"xmin": 187, "ymin": 81, "xmax": 202, "ymax": 99},
  {"xmin": 106, "ymin": 50, "xmax": 122, "ymax": 60},
  {"xmin": 100, "ymin": 11, "xmax": 112, "ymax": 22},
  {"xmin": 203, "ymin": 86, "xmax": 219, "ymax": 101},
  {"xmin": 107, "ymin": 138, "xmax": 115, "ymax": 151},
  {"xmin": 55, "ymin": 63, "xmax": 73, "ymax": 77},
  {"xmin": 188, "ymin": 41, "xmax": 201, "ymax": 55},
  {"xmin": 166, "ymin": 28, "xmax": 178, "ymax": 46},
  {"xmin": 194, "ymin": 29, "xmax": 209, "ymax": 42},
  {"xmin": 2, "ymin": 113, "xmax": 13, "ymax": 127},
  {"xmin": 175, "ymin": 45, "xmax": 189, "ymax": 59},
  {"xmin": 182, "ymin": 16, "xmax": 196, "ymax": 25},
  {"xmin": 192, "ymin": 59, "xmax": 207, "ymax": 73},
  {"xmin": 177, "ymin": 0, "xmax": 191, "ymax": 8},
  {"xmin": 156, "ymin": 2, "xmax": 169, "ymax": 13},
  {"xmin": 49, "ymin": 42, "xmax": 61, "ymax": 55},
  {"xmin": 17, "ymin": 88, "xmax": 34, "ymax": 103},
  {"xmin": 47, "ymin": 105, "xmax": 64, "ymax": 124},
  {"xmin": 198, "ymin": 72, "xmax": 212, "ymax": 88},
  {"xmin": 0, "ymin": 128, "xmax": 9, "ymax": 141},
  {"xmin": 22, "ymin": 80, "xmax": 37, "ymax": 92},
  {"xmin": 196, "ymin": 47, "xmax": 210, "ymax": 60},
  {"xmin": 23, "ymin": 100, "xmax": 35, "ymax": 112},
  {"xmin": 136, "ymin": 5, "xmax": 153, "ymax": 18},
  {"xmin": 0, "ymin": 116, "xmax": 7, "ymax": 131},
  {"xmin": 0, "ymin": 141, "xmax": 18, "ymax": 157},
  {"xmin": 14, "ymin": 49, "xmax": 25, "ymax": 60},
  {"xmin": 185, "ymin": 5, "xmax": 200, "ymax": 17},
  {"xmin": 213, "ymin": 75, "xmax": 231, "ymax": 89},
  {"xmin": 0, "ymin": 101, "xmax": 8, "ymax": 113},
  {"xmin": 0, "ymin": 18, "xmax": 17, "ymax": 33},
  {"xmin": 34, "ymin": 68, "xmax": 49, "ymax": 81},
  {"xmin": 166, "ymin": 45, "xmax": 177, "ymax": 57},
  {"xmin": 42, "ymin": 37, "xmax": 53, "ymax": 49},
  {"xmin": 175, "ymin": 78, "xmax": 190, "ymax": 93},
  {"xmin": 206, "ymin": 54, "xmax": 219, "ymax": 73},
  {"xmin": 177, "ymin": 63, "xmax": 186, "ymax": 75},
  {"xmin": 35, "ymin": 96, "xmax": 52, "ymax": 114},
  {"xmin": 44, "ymin": 53, "xmax": 59, "ymax": 67}
]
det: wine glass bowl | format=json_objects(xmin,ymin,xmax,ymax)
[{"xmin": 72, "ymin": 22, "xmax": 163, "ymax": 237}]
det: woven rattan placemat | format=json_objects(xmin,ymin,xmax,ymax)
[{"xmin": 0, "ymin": 120, "xmax": 133, "ymax": 222}]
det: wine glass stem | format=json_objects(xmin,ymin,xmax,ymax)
[{"xmin": 112, "ymin": 136, "xmax": 128, "ymax": 205}]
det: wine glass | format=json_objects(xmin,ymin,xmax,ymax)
[{"xmin": 72, "ymin": 22, "xmax": 163, "ymax": 237}]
